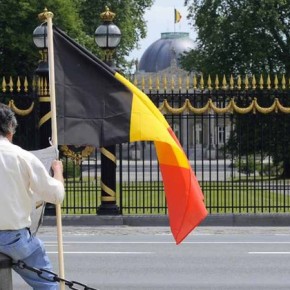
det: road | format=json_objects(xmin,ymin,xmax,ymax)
[{"xmin": 12, "ymin": 226, "xmax": 290, "ymax": 290}]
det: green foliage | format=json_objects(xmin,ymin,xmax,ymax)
[
  {"xmin": 258, "ymin": 162, "xmax": 283, "ymax": 177},
  {"xmin": 183, "ymin": 0, "xmax": 290, "ymax": 76},
  {"xmin": 0, "ymin": 0, "xmax": 153, "ymax": 76},
  {"xmin": 234, "ymin": 156, "xmax": 256, "ymax": 176},
  {"xmin": 0, "ymin": 0, "xmax": 83, "ymax": 76}
]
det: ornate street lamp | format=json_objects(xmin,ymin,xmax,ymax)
[
  {"xmin": 95, "ymin": 7, "xmax": 121, "ymax": 215},
  {"xmin": 33, "ymin": 22, "xmax": 47, "ymax": 48},
  {"xmin": 95, "ymin": 6, "xmax": 121, "ymax": 66},
  {"xmin": 33, "ymin": 23, "xmax": 48, "ymax": 76}
]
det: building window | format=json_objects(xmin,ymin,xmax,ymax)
[
  {"xmin": 193, "ymin": 123, "xmax": 202, "ymax": 145},
  {"xmin": 218, "ymin": 126, "xmax": 225, "ymax": 144}
]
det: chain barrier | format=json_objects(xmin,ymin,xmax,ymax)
[{"xmin": 13, "ymin": 260, "xmax": 99, "ymax": 290}]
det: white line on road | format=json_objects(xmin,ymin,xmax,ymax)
[
  {"xmin": 249, "ymin": 252, "xmax": 290, "ymax": 255},
  {"xmin": 45, "ymin": 241, "xmax": 290, "ymax": 245},
  {"xmin": 47, "ymin": 251, "xmax": 153, "ymax": 254},
  {"xmin": 275, "ymin": 234, "xmax": 290, "ymax": 236}
]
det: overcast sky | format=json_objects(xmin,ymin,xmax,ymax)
[{"xmin": 128, "ymin": 0, "xmax": 197, "ymax": 61}]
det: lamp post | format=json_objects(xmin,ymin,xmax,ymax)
[
  {"xmin": 95, "ymin": 7, "xmax": 121, "ymax": 215},
  {"xmin": 33, "ymin": 22, "xmax": 51, "ymax": 149},
  {"xmin": 33, "ymin": 21, "xmax": 56, "ymax": 216}
]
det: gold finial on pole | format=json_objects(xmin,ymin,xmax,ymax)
[
  {"xmin": 100, "ymin": 6, "xmax": 116, "ymax": 22},
  {"xmin": 38, "ymin": 7, "xmax": 54, "ymax": 22}
]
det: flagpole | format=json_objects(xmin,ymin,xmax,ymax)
[
  {"xmin": 174, "ymin": 8, "xmax": 176, "ymax": 33},
  {"xmin": 40, "ymin": 9, "xmax": 65, "ymax": 290}
]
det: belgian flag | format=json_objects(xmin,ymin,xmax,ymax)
[
  {"xmin": 53, "ymin": 26, "xmax": 207, "ymax": 244},
  {"xmin": 174, "ymin": 8, "xmax": 182, "ymax": 23}
]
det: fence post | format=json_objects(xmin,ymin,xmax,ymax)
[{"xmin": 0, "ymin": 253, "xmax": 13, "ymax": 290}]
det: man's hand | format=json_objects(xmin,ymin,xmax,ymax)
[{"xmin": 51, "ymin": 160, "xmax": 64, "ymax": 184}]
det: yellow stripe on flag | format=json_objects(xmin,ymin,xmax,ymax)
[{"xmin": 115, "ymin": 72, "xmax": 189, "ymax": 169}]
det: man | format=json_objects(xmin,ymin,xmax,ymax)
[{"xmin": 0, "ymin": 103, "xmax": 65, "ymax": 289}]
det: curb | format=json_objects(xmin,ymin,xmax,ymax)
[{"xmin": 43, "ymin": 214, "xmax": 290, "ymax": 227}]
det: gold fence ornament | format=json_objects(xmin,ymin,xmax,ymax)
[
  {"xmin": 8, "ymin": 100, "xmax": 34, "ymax": 116},
  {"xmin": 209, "ymin": 99, "xmax": 233, "ymax": 114},
  {"xmin": 276, "ymin": 99, "xmax": 290, "ymax": 114},
  {"xmin": 60, "ymin": 145, "xmax": 95, "ymax": 164},
  {"xmin": 157, "ymin": 97, "xmax": 290, "ymax": 115},
  {"xmin": 253, "ymin": 98, "xmax": 277, "ymax": 114}
]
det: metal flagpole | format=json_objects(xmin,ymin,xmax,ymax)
[{"xmin": 39, "ymin": 9, "xmax": 65, "ymax": 290}]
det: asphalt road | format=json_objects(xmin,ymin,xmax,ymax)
[{"xmin": 12, "ymin": 226, "xmax": 290, "ymax": 290}]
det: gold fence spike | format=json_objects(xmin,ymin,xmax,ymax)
[
  {"xmin": 207, "ymin": 75, "xmax": 212, "ymax": 90},
  {"xmin": 186, "ymin": 75, "xmax": 189, "ymax": 91},
  {"xmin": 44, "ymin": 77, "xmax": 48, "ymax": 95},
  {"xmin": 237, "ymin": 75, "xmax": 241, "ymax": 90},
  {"xmin": 244, "ymin": 75, "xmax": 249, "ymax": 90},
  {"xmin": 149, "ymin": 76, "xmax": 152, "ymax": 91},
  {"xmin": 9, "ymin": 76, "xmax": 13, "ymax": 92},
  {"xmin": 178, "ymin": 76, "xmax": 182, "ymax": 91},
  {"xmin": 193, "ymin": 75, "xmax": 197, "ymax": 90},
  {"xmin": 259, "ymin": 74, "xmax": 264, "ymax": 90},
  {"xmin": 2, "ymin": 77, "xmax": 6, "ymax": 92},
  {"xmin": 252, "ymin": 75, "xmax": 256, "ymax": 90},
  {"xmin": 282, "ymin": 75, "xmax": 286, "ymax": 90},
  {"xmin": 267, "ymin": 74, "xmax": 271, "ymax": 90},
  {"xmin": 163, "ymin": 74, "xmax": 167, "ymax": 91},
  {"xmin": 200, "ymin": 74, "xmax": 204, "ymax": 90},
  {"xmin": 24, "ymin": 77, "xmax": 28, "ymax": 92},
  {"xmin": 156, "ymin": 76, "xmax": 160, "ymax": 91},
  {"xmin": 230, "ymin": 74, "xmax": 234, "ymax": 90},
  {"xmin": 222, "ymin": 75, "xmax": 227, "ymax": 90},
  {"xmin": 215, "ymin": 75, "xmax": 219, "ymax": 90},
  {"xmin": 274, "ymin": 75, "xmax": 278, "ymax": 90},
  {"xmin": 17, "ymin": 76, "xmax": 21, "ymax": 92}
]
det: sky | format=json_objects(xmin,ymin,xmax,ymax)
[{"xmin": 128, "ymin": 0, "xmax": 197, "ymax": 61}]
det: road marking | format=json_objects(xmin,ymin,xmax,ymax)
[
  {"xmin": 249, "ymin": 252, "xmax": 290, "ymax": 255},
  {"xmin": 45, "ymin": 241, "xmax": 290, "ymax": 245},
  {"xmin": 47, "ymin": 251, "xmax": 153, "ymax": 254},
  {"xmin": 275, "ymin": 234, "xmax": 290, "ymax": 236}
]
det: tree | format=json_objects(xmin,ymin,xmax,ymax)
[
  {"xmin": 182, "ymin": 0, "xmax": 290, "ymax": 76},
  {"xmin": 0, "ymin": 0, "xmax": 83, "ymax": 76},
  {"xmin": 0, "ymin": 0, "xmax": 153, "ymax": 76},
  {"xmin": 183, "ymin": 0, "xmax": 290, "ymax": 177}
]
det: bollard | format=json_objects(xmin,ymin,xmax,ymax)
[{"xmin": 0, "ymin": 253, "xmax": 13, "ymax": 290}]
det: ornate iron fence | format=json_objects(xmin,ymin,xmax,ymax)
[{"xmin": 1, "ymin": 74, "xmax": 290, "ymax": 215}]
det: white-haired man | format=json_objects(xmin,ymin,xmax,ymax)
[{"xmin": 0, "ymin": 103, "xmax": 65, "ymax": 289}]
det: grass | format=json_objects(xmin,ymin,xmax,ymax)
[{"xmin": 61, "ymin": 179, "xmax": 290, "ymax": 215}]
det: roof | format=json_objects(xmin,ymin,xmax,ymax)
[{"xmin": 138, "ymin": 32, "xmax": 195, "ymax": 73}]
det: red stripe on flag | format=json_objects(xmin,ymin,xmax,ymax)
[{"xmin": 159, "ymin": 163, "xmax": 208, "ymax": 244}]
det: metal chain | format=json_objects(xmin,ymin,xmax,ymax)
[{"xmin": 13, "ymin": 260, "xmax": 99, "ymax": 290}]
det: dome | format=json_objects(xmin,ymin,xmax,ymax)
[{"xmin": 138, "ymin": 32, "xmax": 195, "ymax": 73}]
